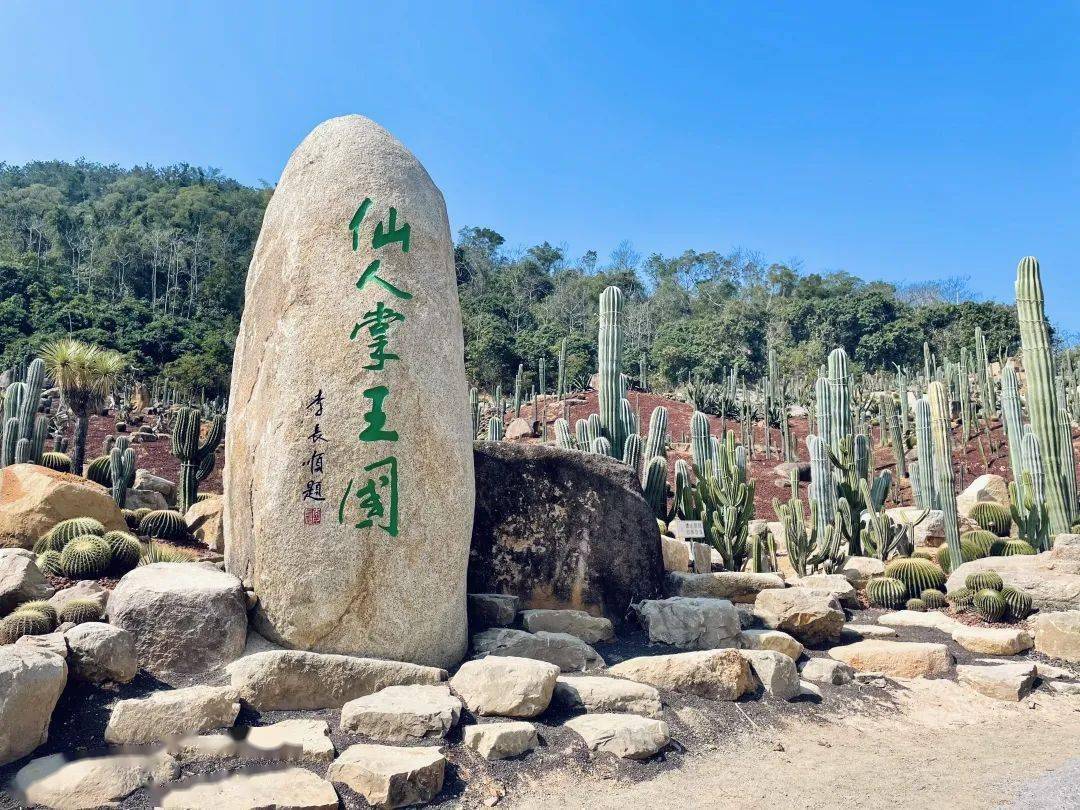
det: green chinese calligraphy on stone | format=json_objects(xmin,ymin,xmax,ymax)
[
  {"xmin": 349, "ymin": 198, "xmax": 373, "ymax": 251},
  {"xmin": 356, "ymin": 259, "xmax": 413, "ymax": 300},
  {"xmin": 351, "ymin": 300, "xmax": 406, "ymax": 370},
  {"xmin": 372, "ymin": 206, "xmax": 411, "ymax": 253},
  {"xmin": 359, "ymin": 384, "xmax": 398, "ymax": 442},
  {"xmin": 337, "ymin": 455, "xmax": 399, "ymax": 537}
]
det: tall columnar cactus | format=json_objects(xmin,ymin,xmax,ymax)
[
  {"xmin": 0, "ymin": 418, "xmax": 16, "ymax": 467},
  {"xmin": 639, "ymin": 354, "xmax": 648, "ymax": 392},
  {"xmin": 597, "ymin": 286, "xmax": 626, "ymax": 459},
  {"xmin": 1010, "ymin": 428, "xmax": 1051, "ymax": 551},
  {"xmin": 574, "ymin": 418, "xmax": 589, "ymax": 448},
  {"xmin": 958, "ymin": 347, "xmax": 972, "ymax": 443},
  {"xmin": 557, "ymin": 337, "xmax": 567, "ymax": 399},
  {"xmin": 538, "ymin": 357, "xmax": 546, "ymax": 401},
  {"xmin": 897, "ymin": 369, "xmax": 910, "ymax": 437},
  {"xmin": 554, "ymin": 417, "xmax": 574, "ymax": 450},
  {"xmin": 513, "ymin": 363, "xmax": 523, "ymax": 417},
  {"xmin": 469, "ymin": 387, "xmax": 480, "ymax": 439},
  {"xmin": 690, "ymin": 411, "xmax": 711, "ymax": 473},
  {"xmin": 1000, "ymin": 362, "xmax": 1025, "ymax": 486},
  {"xmin": 622, "ymin": 433, "xmax": 643, "ymax": 472},
  {"xmin": 109, "ymin": 438, "xmax": 136, "ymax": 508},
  {"xmin": 1055, "ymin": 375, "xmax": 1078, "ymax": 524},
  {"xmin": 487, "ymin": 417, "xmax": 503, "ymax": 441},
  {"xmin": 1, "ymin": 359, "xmax": 47, "ymax": 467},
  {"xmin": 1016, "ymin": 256, "xmax": 1075, "ymax": 534},
  {"xmin": 642, "ymin": 406, "xmax": 668, "ymax": 468},
  {"xmin": 927, "ymin": 382, "xmax": 963, "ymax": 571},
  {"xmin": 825, "ymin": 348, "xmax": 853, "ymax": 457},
  {"xmin": 172, "ymin": 406, "xmax": 225, "ymax": 513},
  {"xmin": 807, "ymin": 435, "xmax": 836, "ymax": 540},
  {"xmin": 642, "ymin": 456, "xmax": 668, "ymax": 520},
  {"xmin": 881, "ymin": 392, "xmax": 906, "ymax": 478},
  {"xmin": 913, "ymin": 397, "xmax": 938, "ymax": 510},
  {"xmin": 975, "ymin": 326, "xmax": 996, "ymax": 418}
]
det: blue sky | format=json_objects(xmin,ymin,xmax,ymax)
[{"xmin": 2, "ymin": 2, "xmax": 1077, "ymax": 328}]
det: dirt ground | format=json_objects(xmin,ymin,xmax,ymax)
[{"xmin": 508, "ymin": 679, "xmax": 1080, "ymax": 810}]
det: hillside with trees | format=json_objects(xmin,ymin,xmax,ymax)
[{"xmin": 0, "ymin": 160, "xmax": 1022, "ymax": 397}]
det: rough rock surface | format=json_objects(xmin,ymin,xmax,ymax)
[
  {"xmin": 467, "ymin": 593, "xmax": 520, "ymax": 629},
  {"xmin": 739, "ymin": 649, "xmax": 800, "ymax": 699},
  {"xmin": 124, "ymin": 487, "xmax": 170, "ymax": 512},
  {"xmin": 505, "ymin": 417, "xmax": 534, "ymax": 440},
  {"xmin": 463, "ymin": 721, "xmax": 538, "ymax": 760},
  {"xmin": 0, "ymin": 547, "xmax": 53, "ymax": 612},
  {"xmin": 829, "ymin": 640, "xmax": 955, "ymax": 678},
  {"xmin": 0, "ymin": 463, "xmax": 126, "ymax": 549},
  {"xmin": 665, "ymin": 571, "xmax": 785, "ymax": 603},
  {"xmin": 551, "ymin": 675, "xmax": 662, "ymax": 717},
  {"xmin": 449, "ymin": 656, "xmax": 559, "ymax": 718},
  {"xmin": 0, "ymin": 645, "xmax": 67, "ymax": 766},
  {"xmin": 134, "ymin": 469, "xmax": 177, "ymax": 505},
  {"xmin": 564, "ymin": 713, "xmax": 670, "ymax": 759},
  {"xmin": 471, "ymin": 627, "xmax": 604, "ymax": 672},
  {"xmin": 469, "ymin": 442, "xmax": 664, "ymax": 623},
  {"xmin": 632, "ymin": 596, "xmax": 740, "ymax": 650},
  {"xmin": 607, "ymin": 649, "xmax": 753, "ymax": 700},
  {"xmin": 161, "ymin": 766, "xmax": 338, "ymax": 810},
  {"xmin": 794, "ymin": 574, "xmax": 859, "ymax": 608},
  {"xmin": 950, "ymin": 625, "xmax": 1033, "ymax": 656},
  {"xmin": 174, "ymin": 718, "xmax": 337, "ymax": 764},
  {"xmin": 738, "ymin": 628, "xmax": 804, "ymax": 660},
  {"xmin": 226, "ymin": 649, "xmax": 447, "ymax": 711},
  {"xmin": 957, "ymin": 662, "xmax": 1037, "ymax": 701},
  {"xmin": 1032, "ymin": 610, "xmax": 1080, "ymax": 663},
  {"xmin": 520, "ymin": 608, "xmax": 614, "ymax": 643},
  {"xmin": 107, "ymin": 562, "xmax": 247, "ymax": 685},
  {"xmin": 104, "ymin": 685, "xmax": 240, "ymax": 745},
  {"xmin": 49, "ymin": 580, "xmax": 108, "ymax": 613},
  {"xmin": 15, "ymin": 631, "xmax": 68, "ymax": 659},
  {"xmin": 339, "ymin": 684, "xmax": 462, "ymax": 741},
  {"xmin": 956, "ymin": 473, "xmax": 1009, "ymax": 516},
  {"xmin": 660, "ymin": 536, "xmax": 691, "ymax": 573},
  {"xmin": 65, "ymin": 622, "xmax": 137, "ymax": 684},
  {"xmin": 185, "ymin": 495, "xmax": 224, "ymax": 552},
  {"xmin": 840, "ymin": 623, "xmax": 897, "ymax": 640},
  {"xmin": 753, "ymin": 588, "xmax": 845, "ymax": 645},
  {"xmin": 799, "ymin": 657, "xmax": 854, "ymax": 685},
  {"xmin": 327, "ymin": 743, "xmax": 445, "ymax": 808},
  {"xmin": 224, "ymin": 115, "xmax": 474, "ymax": 670},
  {"xmin": 13, "ymin": 751, "xmax": 178, "ymax": 809},
  {"xmin": 946, "ymin": 551, "xmax": 1080, "ymax": 611},
  {"xmin": 840, "ymin": 556, "xmax": 885, "ymax": 587},
  {"xmin": 878, "ymin": 610, "xmax": 961, "ymax": 633}
]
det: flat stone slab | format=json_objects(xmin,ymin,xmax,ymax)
[
  {"xmin": 339, "ymin": 684, "xmax": 461, "ymax": 741},
  {"xmin": 840, "ymin": 624, "xmax": 897, "ymax": 640},
  {"xmin": 957, "ymin": 662, "xmax": 1037, "ymax": 701},
  {"xmin": 173, "ymin": 718, "xmax": 336, "ymax": 763},
  {"xmin": 877, "ymin": 610, "xmax": 961, "ymax": 633},
  {"xmin": 463, "ymin": 721, "xmax": 538, "ymax": 760},
  {"xmin": 666, "ymin": 571, "xmax": 785, "ymax": 603},
  {"xmin": 472, "ymin": 628, "xmax": 604, "ymax": 672},
  {"xmin": 793, "ymin": 574, "xmax": 859, "ymax": 608},
  {"xmin": 799, "ymin": 657, "xmax": 854, "ymax": 685},
  {"xmin": 327, "ymin": 743, "xmax": 445, "ymax": 808},
  {"xmin": 951, "ymin": 625, "xmax": 1033, "ymax": 656},
  {"xmin": 753, "ymin": 588, "xmax": 845, "ymax": 645},
  {"xmin": 225, "ymin": 649, "xmax": 447, "ymax": 711},
  {"xmin": 450, "ymin": 656, "xmax": 559, "ymax": 717},
  {"xmin": 467, "ymin": 593, "xmax": 520, "ymax": 629},
  {"xmin": 104, "ymin": 685, "xmax": 240, "ymax": 746},
  {"xmin": 1032, "ymin": 610, "xmax": 1080, "ymax": 663},
  {"xmin": 739, "ymin": 628, "xmax": 804, "ymax": 660},
  {"xmin": 161, "ymin": 765, "xmax": 339, "ymax": 809},
  {"xmin": 607, "ymin": 649, "xmax": 753, "ymax": 700},
  {"xmin": 564, "ymin": 713, "xmax": 670, "ymax": 759},
  {"xmin": 828, "ymin": 640, "xmax": 954, "ymax": 679},
  {"xmin": 739, "ymin": 649, "xmax": 800, "ymax": 700},
  {"xmin": 520, "ymin": 609, "xmax": 614, "ymax": 643},
  {"xmin": 14, "ymin": 752, "xmax": 178, "ymax": 809},
  {"xmin": 551, "ymin": 675, "xmax": 662, "ymax": 716}
]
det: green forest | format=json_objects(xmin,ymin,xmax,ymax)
[{"xmin": 0, "ymin": 160, "xmax": 1023, "ymax": 398}]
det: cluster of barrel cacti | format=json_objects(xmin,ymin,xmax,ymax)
[
  {"xmin": 32, "ymin": 517, "xmax": 143, "ymax": 580},
  {"xmin": 1, "ymin": 358, "xmax": 49, "ymax": 467},
  {"xmin": 945, "ymin": 570, "xmax": 1032, "ymax": 622},
  {"xmin": 0, "ymin": 595, "xmax": 104, "ymax": 644}
]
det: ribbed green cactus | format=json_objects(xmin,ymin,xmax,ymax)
[
  {"xmin": 469, "ymin": 388, "xmax": 479, "ymax": 439},
  {"xmin": 557, "ymin": 336, "xmax": 567, "ymax": 399},
  {"xmin": 487, "ymin": 416, "xmax": 503, "ymax": 441},
  {"xmin": 642, "ymin": 407, "xmax": 667, "ymax": 467},
  {"xmin": 138, "ymin": 509, "xmax": 189, "ymax": 542},
  {"xmin": 513, "ymin": 363, "xmax": 523, "ymax": 417},
  {"xmin": 1000, "ymin": 362, "xmax": 1025, "ymax": 485},
  {"xmin": 0, "ymin": 417, "xmax": 16, "ymax": 467},
  {"xmin": 806, "ymin": 435, "xmax": 836, "ymax": 542},
  {"xmin": 961, "ymin": 529, "xmax": 997, "ymax": 557},
  {"xmin": 140, "ymin": 541, "xmax": 198, "ymax": 564},
  {"xmin": 946, "ymin": 586, "xmax": 974, "ymax": 610},
  {"xmin": 881, "ymin": 392, "xmax": 906, "ymax": 478},
  {"xmin": 969, "ymin": 502, "xmax": 1013, "ymax": 537},
  {"xmin": 622, "ymin": 433, "xmax": 643, "ymax": 471},
  {"xmin": 975, "ymin": 326, "xmax": 996, "ymax": 419},
  {"xmin": 884, "ymin": 557, "xmax": 946, "ymax": 598},
  {"xmin": 58, "ymin": 598, "xmax": 104, "ymax": 625},
  {"xmin": 920, "ymin": 589, "xmax": 948, "ymax": 610},
  {"xmin": 913, "ymin": 398, "xmax": 937, "ymax": 510},
  {"xmin": 935, "ymin": 539, "xmax": 983, "ymax": 574},
  {"xmin": 973, "ymin": 588, "xmax": 1006, "ymax": 621},
  {"xmin": 927, "ymin": 382, "xmax": 963, "ymax": 572},
  {"xmin": 589, "ymin": 436, "xmax": 612, "ymax": 455},
  {"xmin": 990, "ymin": 539, "xmax": 1037, "ymax": 556},
  {"xmin": 85, "ymin": 454, "xmax": 111, "ymax": 486},
  {"xmin": 1009, "ymin": 430, "xmax": 1051, "ymax": 551},
  {"xmin": 0, "ymin": 358, "xmax": 47, "ymax": 468},
  {"xmin": 773, "ymin": 466, "xmax": 846, "ymax": 576},
  {"xmin": 18, "ymin": 600, "xmax": 58, "ymax": 625},
  {"xmin": 867, "ymin": 576, "xmax": 907, "ymax": 609},
  {"xmin": 36, "ymin": 549, "xmax": 63, "ymax": 576},
  {"xmin": 0, "ymin": 609, "xmax": 54, "ymax": 643},
  {"xmin": 554, "ymin": 417, "xmax": 574, "ymax": 450},
  {"xmin": 642, "ymin": 456, "xmax": 668, "ymax": 520},
  {"xmin": 1016, "ymin": 256, "xmax": 1076, "ymax": 535},
  {"xmin": 695, "ymin": 431, "xmax": 755, "ymax": 573},
  {"xmin": 109, "ymin": 439, "xmax": 136, "ymax": 508},
  {"xmin": 690, "ymin": 411, "xmax": 711, "ymax": 473},
  {"xmin": 905, "ymin": 598, "xmax": 927, "ymax": 612},
  {"xmin": 673, "ymin": 459, "xmax": 693, "ymax": 520},
  {"xmin": 35, "ymin": 517, "xmax": 106, "ymax": 553},
  {"xmin": 60, "ymin": 535, "xmax": 112, "ymax": 579},
  {"xmin": 574, "ymin": 418, "xmax": 589, "ymax": 449},
  {"xmin": 39, "ymin": 451, "xmax": 72, "ymax": 473},
  {"xmin": 103, "ymin": 530, "xmax": 142, "ymax": 574},
  {"xmin": 172, "ymin": 406, "xmax": 224, "ymax": 513},
  {"xmin": 965, "ymin": 571, "xmax": 1004, "ymax": 592},
  {"xmin": 597, "ymin": 286, "xmax": 627, "ymax": 459},
  {"xmin": 1000, "ymin": 586, "xmax": 1033, "ymax": 621}
]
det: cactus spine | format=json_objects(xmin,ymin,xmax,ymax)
[
  {"xmin": 1015, "ymin": 256, "xmax": 1075, "ymax": 534},
  {"xmin": 172, "ymin": 406, "xmax": 224, "ymax": 513}
]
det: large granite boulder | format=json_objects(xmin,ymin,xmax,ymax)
[
  {"xmin": 0, "ymin": 464, "xmax": 126, "ymax": 549},
  {"xmin": 0, "ymin": 548, "xmax": 54, "ymax": 613},
  {"xmin": 607, "ymin": 649, "xmax": 753, "ymax": 700},
  {"xmin": 632, "ymin": 597, "xmax": 740, "ymax": 650},
  {"xmin": 753, "ymin": 588, "xmax": 845, "ymax": 645},
  {"xmin": 224, "ymin": 115, "xmax": 473, "ymax": 670},
  {"xmin": 469, "ymin": 442, "xmax": 664, "ymax": 624},
  {"xmin": 955, "ymin": 473, "xmax": 1009, "ymax": 517},
  {"xmin": 107, "ymin": 563, "xmax": 247, "ymax": 685},
  {"xmin": 185, "ymin": 496, "xmax": 224, "ymax": 552},
  {"xmin": 1032, "ymin": 610, "xmax": 1080, "ymax": 663},
  {"xmin": 0, "ymin": 646, "xmax": 67, "ymax": 766}
]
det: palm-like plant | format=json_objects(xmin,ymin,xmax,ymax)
[{"xmin": 39, "ymin": 340, "xmax": 125, "ymax": 475}]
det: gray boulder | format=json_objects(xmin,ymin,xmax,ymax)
[
  {"xmin": 0, "ymin": 548, "xmax": 53, "ymax": 613},
  {"xmin": 632, "ymin": 597, "xmax": 740, "ymax": 649},
  {"xmin": 472, "ymin": 628, "xmax": 604, "ymax": 672},
  {"xmin": 65, "ymin": 622, "xmax": 137, "ymax": 684},
  {"xmin": 0, "ymin": 646, "xmax": 67, "ymax": 766}
]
